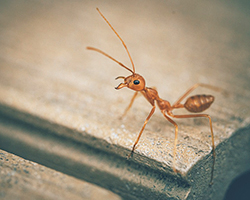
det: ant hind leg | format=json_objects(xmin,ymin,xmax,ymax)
[{"xmin": 167, "ymin": 112, "xmax": 215, "ymax": 185}]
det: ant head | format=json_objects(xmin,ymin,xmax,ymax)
[{"xmin": 115, "ymin": 73, "xmax": 146, "ymax": 91}]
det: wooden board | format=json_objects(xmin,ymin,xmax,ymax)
[{"xmin": 0, "ymin": 1, "xmax": 250, "ymax": 199}]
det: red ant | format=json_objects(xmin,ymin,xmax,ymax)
[{"xmin": 87, "ymin": 8, "xmax": 223, "ymax": 185}]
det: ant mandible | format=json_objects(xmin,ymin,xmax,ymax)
[{"xmin": 87, "ymin": 8, "xmax": 222, "ymax": 185}]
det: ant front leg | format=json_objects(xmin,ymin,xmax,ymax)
[
  {"xmin": 120, "ymin": 91, "xmax": 138, "ymax": 119},
  {"xmin": 167, "ymin": 111, "xmax": 215, "ymax": 185},
  {"xmin": 127, "ymin": 105, "xmax": 156, "ymax": 159}
]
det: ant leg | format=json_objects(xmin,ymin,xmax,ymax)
[
  {"xmin": 168, "ymin": 112, "xmax": 215, "ymax": 185},
  {"xmin": 127, "ymin": 105, "xmax": 156, "ymax": 158},
  {"xmin": 120, "ymin": 91, "xmax": 138, "ymax": 119},
  {"xmin": 161, "ymin": 111, "xmax": 179, "ymax": 173},
  {"xmin": 172, "ymin": 83, "xmax": 225, "ymax": 108}
]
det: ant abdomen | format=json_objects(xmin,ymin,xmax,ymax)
[{"xmin": 184, "ymin": 95, "xmax": 214, "ymax": 113}]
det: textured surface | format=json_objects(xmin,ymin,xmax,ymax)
[
  {"xmin": 0, "ymin": 150, "xmax": 121, "ymax": 200},
  {"xmin": 0, "ymin": 0, "xmax": 250, "ymax": 199}
]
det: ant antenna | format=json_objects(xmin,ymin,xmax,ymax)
[
  {"xmin": 96, "ymin": 8, "xmax": 135, "ymax": 73},
  {"xmin": 86, "ymin": 46, "xmax": 134, "ymax": 74}
]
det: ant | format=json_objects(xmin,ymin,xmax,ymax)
[{"xmin": 87, "ymin": 8, "xmax": 223, "ymax": 185}]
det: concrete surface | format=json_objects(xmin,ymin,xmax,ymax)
[{"xmin": 0, "ymin": 0, "xmax": 250, "ymax": 199}]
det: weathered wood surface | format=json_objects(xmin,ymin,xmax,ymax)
[
  {"xmin": 0, "ymin": 150, "xmax": 121, "ymax": 200},
  {"xmin": 0, "ymin": 1, "xmax": 250, "ymax": 199}
]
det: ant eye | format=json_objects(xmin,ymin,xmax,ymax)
[{"xmin": 133, "ymin": 80, "xmax": 140, "ymax": 85}]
